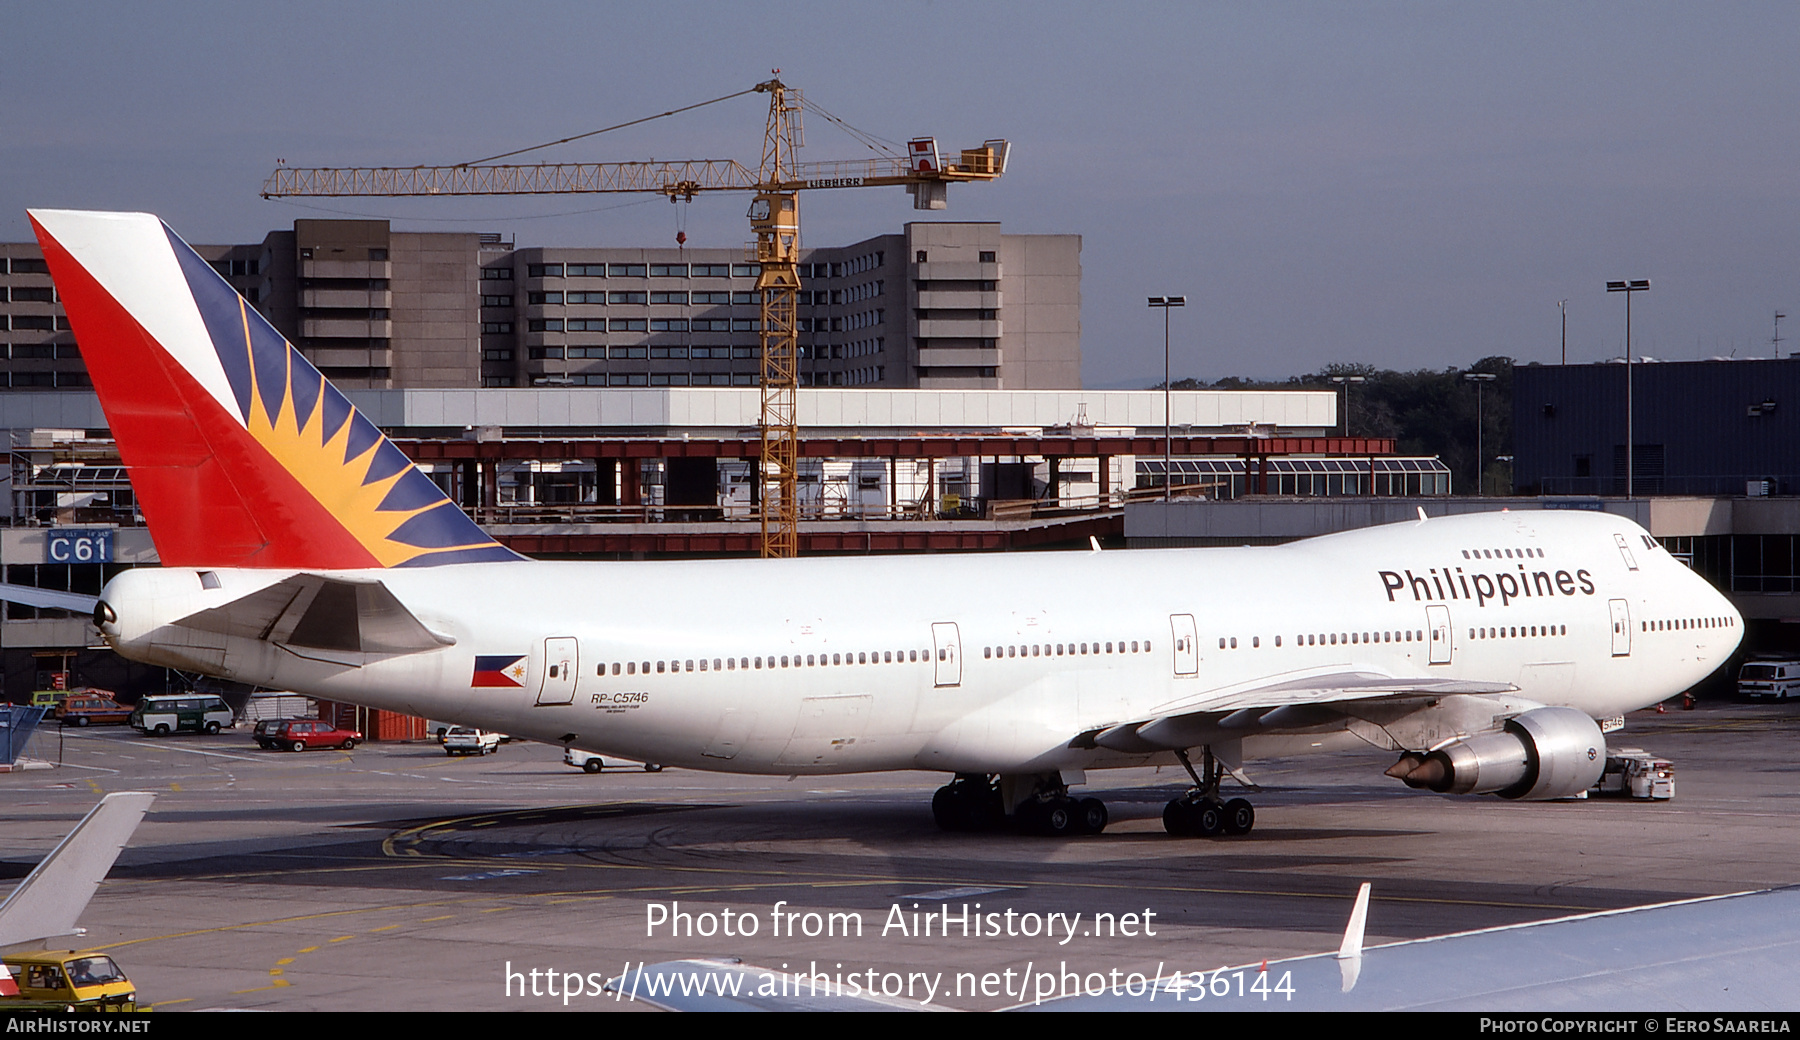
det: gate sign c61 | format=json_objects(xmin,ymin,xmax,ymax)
[{"xmin": 46, "ymin": 529, "xmax": 113, "ymax": 564}]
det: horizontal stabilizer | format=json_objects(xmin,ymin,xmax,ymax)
[
  {"xmin": 0, "ymin": 583, "xmax": 99, "ymax": 614},
  {"xmin": 174, "ymin": 573, "xmax": 453, "ymax": 656},
  {"xmin": 0, "ymin": 792, "xmax": 154, "ymax": 949}
]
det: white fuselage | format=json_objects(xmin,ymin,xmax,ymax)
[{"xmin": 96, "ymin": 510, "xmax": 1740, "ymax": 777}]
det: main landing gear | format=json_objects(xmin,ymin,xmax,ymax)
[
  {"xmin": 1163, "ymin": 746, "xmax": 1255, "ymax": 838},
  {"xmin": 931, "ymin": 773, "xmax": 1109, "ymax": 837}
]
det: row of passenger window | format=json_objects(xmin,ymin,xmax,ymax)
[
  {"xmin": 1462, "ymin": 547, "xmax": 1546, "ymax": 560},
  {"xmin": 1643, "ymin": 616, "xmax": 1734, "ymax": 632},
  {"xmin": 595, "ymin": 648, "xmax": 935, "ymax": 675},
  {"xmin": 1471, "ymin": 625, "xmax": 1566, "ymax": 639},
  {"xmin": 983, "ymin": 640, "xmax": 1150, "ymax": 660},
  {"xmin": 1287, "ymin": 630, "xmax": 1425, "ymax": 648}
]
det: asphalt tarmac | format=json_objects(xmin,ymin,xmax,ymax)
[{"xmin": 4, "ymin": 700, "xmax": 1797, "ymax": 1012}]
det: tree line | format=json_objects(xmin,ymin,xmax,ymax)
[{"xmin": 1163, "ymin": 357, "xmax": 1517, "ymax": 495}]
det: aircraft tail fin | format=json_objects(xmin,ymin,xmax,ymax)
[
  {"xmin": 0, "ymin": 792, "xmax": 154, "ymax": 949},
  {"xmin": 26, "ymin": 209, "xmax": 519, "ymax": 569}
]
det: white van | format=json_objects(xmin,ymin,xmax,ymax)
[
  {"xmin": 129, "ymin": 694, "xmax": 234, "ymax": 736},
  {"xmin": 1738, "ymin": 660, "xmax": 1800, "ymax": 701}
]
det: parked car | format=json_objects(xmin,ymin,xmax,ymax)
[
  {"xmin": 444, "ymin": 727, "xmax": 500, "ymax": 756},
  {"xmin": 257, "ymin": 718, "xmax": 361, "ymax": 752},
  {"xmin": 565, "ymin": 748, "xmax": 605, "ymax": 773},
  {"xmin": 564, "ymin": 748, "xmax": 664, "ymax": 773},
  {"xmin": 253, "ymin": 717, "xmax": 297, "ymax": 745},
  {"xmin": 55, "ymin": 690, "xmax": 132, "ymax": 727},
  {"xmin": 1738, "ymin": 659, "xmax": 1800, "ymax": 701},
  {"xmin": 130, "ymin": 694, "xmax": 233, "ymax": 736}
]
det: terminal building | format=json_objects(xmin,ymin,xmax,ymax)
[
  {"xmin": 1513, "ymin": 357, "xmax": 1800, "ymax": 498},
  {"xmin": 2, "ymin": 219, "xmax": 1080, "ymax": 393}
]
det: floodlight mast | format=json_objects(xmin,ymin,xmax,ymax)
[{"xmin": 1606, "ymin": 279, "xmax": 1650, "ymax": 499}]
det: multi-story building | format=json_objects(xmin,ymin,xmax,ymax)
[{"xmin": 2, "ymin": 220, "xmax": 1080, "ymax": 392}]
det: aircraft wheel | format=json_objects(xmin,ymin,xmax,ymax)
[
  {"xmin": 644, "ymin": 763, "xmax": 664, "ymax": 773},
  {"xmin": 932, "ymin": 785, "xmax": 966, "ymax": 831},
  {"xmin": 583, "ymin": 758, "xmax": 604, "ymax": 774},
  {"xmin": 1193, "ymin": 800, "xmax": 1225, "ymax": 837},
  {"xmin": 1223, "ymin": 798, "xmax": 1255, "ymax": 836},
  {"xmin": 1162, "ymin": 798, "xmax": 1196, "ymax": 837},
  {"xmin": 1077, "ymin": 797, "xmax": 1108, "ymax": 835}
]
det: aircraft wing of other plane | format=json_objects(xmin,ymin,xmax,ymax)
[
  {"xmin": 0, "ymin": 583, "xmax": 100, "ymax": 615},
  {"xmin": 607, "ymin": 885, "xmax": 1800, "ymax": 1012},
  {"xmin": 0, "ymin": 792, "xmax": 155, "ymax": 949}
]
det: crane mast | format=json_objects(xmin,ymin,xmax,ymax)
[
  {"xmin": 750, "ymin": 78, "xmax": 802, "ymax": 558},
  {"xmin": 261, "ymin": 78, "xmax": 1008, "ymax": 557}
]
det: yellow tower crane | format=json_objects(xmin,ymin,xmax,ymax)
[{"xmin": 261, "ymin": 76, "xmax": 1009, "ymax": 558}]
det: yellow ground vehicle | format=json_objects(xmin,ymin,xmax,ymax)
[{"xmin": 1, "ymin": 950, "xmax": 140, "ymax": 1011}]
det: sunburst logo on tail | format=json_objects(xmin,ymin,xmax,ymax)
[{"xmin": 174, "ymin": 238, "xmax": 516, "ymax": 568}]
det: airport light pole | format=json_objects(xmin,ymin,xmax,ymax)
[
  {"xmin": 1606, "ymin": 280, "xmax": 1650, "ymax": 499},
  {"xmin": 1329, "ymin": 375, "xmax": 1365, "ymax": 437},
  {"xmin": 1464, "ymin": 372, "xmax": 1496, "ymax": 495},
  {"xmin": 1558, "ymin": 299, "xmax": 1568, "ymax": 365},
  {"xmin": 1148, "ymin": 296, "xmax": 1186, "ymax": 502}
]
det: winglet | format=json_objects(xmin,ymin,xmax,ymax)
[
  {"xmin": 1089, "ymin": 536, "xmax": 1103, "ymax": 553},
  {"xmin": 0, "ymin": 792, "xmax": 154, "ymax": 949},
  {"xmin": 1335, "ymin": 881, "xmax": 1371, "ymax": 992},
  {"xmin": 1417, "ymin": 506, "xmax": 1429, "ymax": 523}
]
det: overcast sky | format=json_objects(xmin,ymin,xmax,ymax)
[{"xmin": 5, "ymin": 2, "xmax": 1796, "ymax": 387}]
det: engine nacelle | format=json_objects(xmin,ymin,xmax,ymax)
[{"xmin": 1392, "ymin": 707, "xmax": 1606, "ymax": 800}]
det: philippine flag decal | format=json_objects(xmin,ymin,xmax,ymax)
[{"xmin": 472, "ymin": 655, "xmax": 528, "ymax": 688}]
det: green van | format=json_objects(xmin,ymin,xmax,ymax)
[{"xmin": 129, "ymin": 694, "xmax": 233, "ymax": 736}]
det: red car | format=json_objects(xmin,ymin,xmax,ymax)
[
  {"xmin": 258, "ymin": 718, "xmax": 362, "ymax": 752},
  {"xmin": 56, "ymin": 691, "xmax": 133, "ymax": 727}
]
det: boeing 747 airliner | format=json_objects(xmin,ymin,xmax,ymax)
[{"xmin": 26, "ymin": 209, "xmax": 1743, "ymax": 838}]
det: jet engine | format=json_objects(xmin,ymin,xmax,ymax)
[{"xmin": 1387, "ymin": 706, "xmax": 1605, "ymax": 800}]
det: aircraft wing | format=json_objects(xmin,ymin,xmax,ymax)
[
  {"xmin": 1021, "ymin": 884, "xmax": 1800, "ymax": 1012},
  {"xmin": 1083, "ymin": 670, "xmax": 1518, "ymax": 753},
  {"xmin": 606, "ymin": 886, "xmax": 1800, "ymax": 1011},
  {"xmin": 0, "ymin": 583, "xmax": 99, "ymax": 615},
  {"xmin": 0, "ymin": 792, "xmax": 155, "ymax": 949},
  {"xmin": 172, "ymin": 573, "xmax": 453, "ymax": 657}
]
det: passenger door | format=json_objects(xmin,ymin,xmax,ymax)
[
  {"xmin": 536, "ymin": 636, "xmax": 578, "ymax": 705},
  {"xmin": 931, "ymin": 622, "xmax": 962, "ymax": 687},
  {"xmin": 1426, "ymin": 604, "xmax": 1453, "ymax": 665},
  {"xmin": 1169, "ymin": 614, "xmax": 1199, "ymax": 677},
  {"xmin": 1609, "ymin": 599, "xmax": 1632, "ymax": 657}
]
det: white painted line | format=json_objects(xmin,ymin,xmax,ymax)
[{"xmin": 129, "ymin": 741, "xmax": 262, "ymax": 762}]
